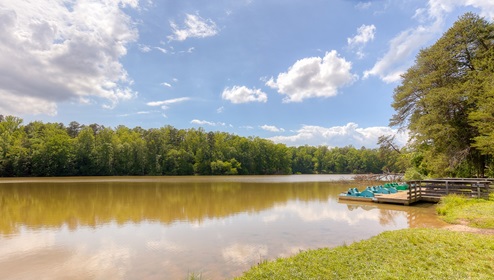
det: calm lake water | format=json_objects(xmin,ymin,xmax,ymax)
[{"xmin": 0, "ymin": 175, "xmax": 448, "ymax": 279}]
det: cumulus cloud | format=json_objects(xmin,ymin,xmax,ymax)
[
  {"xmin": 260, "ymin": 125, "xmax": 285, "ymax": 132},
  {"xmin": 0, "ymin": 0, "xmax": 139, "ymax": 116},
  {"xmin": 222, "ymin": 86, "xmax": 268, "ymax": 104},
  {"xmin": 347, "ymin": 24, "xmax": 376, "ymax": 58},
  {"xmin": 168, "ymin": 14, "xmax": 218, "ymax": 41},
  {"xmin": 364, "ymin": 0, "xmax": 494, "ymax": 83},
  {"xmin": 190, "ymin": 119, "xmax": 226, "ymax": 126},
  {"xmin": 266, "ymin": 51, "xmax": 357, "ymax": 102},
  {"xmin": 267, "ymin": 123, "xmax": 409, "ymax": 148}
]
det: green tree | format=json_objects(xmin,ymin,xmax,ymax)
[
  {"xmin": 30, "ymin": 123, "xmax": 73, "ymax": 176},
  {"xmin": 94, "ymin": 127, "xmax": 116, "ymax": 175},
  {"xmin": 74, "ymin": 127, "xmax": 95, "ymax": 175},
  {"xmin": 0, "ymin": 116, "xmax": 25, "ymax": 176},
  {"xmin": 391, "ymin": 13, "xmax": 494, "ymax": 177}
]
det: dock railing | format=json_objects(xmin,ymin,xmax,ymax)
[
  {"xmin": 407, "ymin": 181, "xmax": 422, "ymax": 203},
  {"xmin": 406, "ymin": 179, "xmax": 492, "ymax": 201}
]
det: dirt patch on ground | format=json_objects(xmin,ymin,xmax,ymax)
[{"xmin": 442, "ymin": 220, "xmax": 494, "ymax": 235}]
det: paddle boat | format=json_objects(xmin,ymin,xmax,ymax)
[{"xmin": 339, "ymin": 187, "xmax": 376, "ymax": 202}]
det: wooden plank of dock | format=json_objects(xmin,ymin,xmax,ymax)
[{"xmin": 374, "ymin": 191, "xmax": 413, "ymax": 205}]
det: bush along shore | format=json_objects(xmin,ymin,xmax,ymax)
[{"xmin": 236, "ymin": 194, "xmax": 494, "ymax": 279}]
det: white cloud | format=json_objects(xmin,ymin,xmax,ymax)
[
  {"xmin": 363, "ymin": 24, "xmax": 437, "ymax": 83},
  {"xmin": 222, "ymin": 86, "xmax": 268, "ymax": 104},
  {"xmin": 190, "ymin": 119, "xmax": 226, "ymax": 126},
  {"xmin": 0, "ymin": 92, "xmax": 58, "ymax": 116},
  {"xmin": 355, "ymin": 2, "xmax": 372, "ymax": 10},
  {"xmin": 266, "ymin": 51, "xmax": 357, "ymax": 103},
  {"xmin": 348, "ymin": 24, "xmax": 376, "ymax": 46},
  {"xmin": 217, "ymin": 106, "xmax": 224, "ymax": 113},
  {"xmin": 155, "ymin": 46, "xmax": 168, "ymax": 54},
  {"xmin": 240, "ymin": 125, "xmax": 254, "ymax": 130},
  {"xmin": 147, "ymin": 97, "xmax": 190, "ymax": 117},
  {"xmin": 118, "ymin": 111, "xmax": 154, "ymax": 117},
  {"xmin": 161, "ymin": 82, "xmax": 172, "ymax": 88},
  {"xmin": 260, "ymin": 125, "xmax": 285, "ymax": 132},
  {"xmin": 428, "ymin": 0, "xmax": 494, "ymax": 19},
  {"xmin": 146, "ymin": 97, "xmax": 190, "ymax": 108},
  {"xmin": 267, "ymin": 123, "xmax": 409, "ymax": 148},
  {"xmin": 347, "ymin": 24, "xmax": 376, "ymax": 58},
  {"xmin": 168, "ymin": 13, "xmax": 218, "ymax": 41},
  {"xmin": 364, "ymin": 0, "xmax": 494, "ymax": 83},
  {"xmin": 138, "ymin": 44, "xmax": 151, "ymax": 53},
  {"xmin": 0, "ymin": 0, "xmax": 139, "ymax": 115}
]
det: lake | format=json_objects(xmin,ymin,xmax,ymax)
[{"xmin": 0, "ymin": 175, "xmax": 447, "ymax": 279}]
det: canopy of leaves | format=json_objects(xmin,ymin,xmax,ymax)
[
  {"xmin": 391, "ymin": 12, "xmax": 494, "ymax": 177},
  {"xmin": 0, "ymin": 116, "xmax": 403, "ymax": 177}
]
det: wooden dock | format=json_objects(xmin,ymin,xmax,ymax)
[
  {"xmin": 373, "ymin": 191, "xmax": 425, "ymax": 205},
  {"xmin": 340, "ymin": 178, "xmax": 492, "ymax": 206}
]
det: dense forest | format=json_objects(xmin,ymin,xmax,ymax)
[
  {"xmin": 0, "ymin": 115, "xmax": 404, "ymax": 177},
  {"xmin": 391, "ymin": 13, "xmax": 494, "ymax": 178}
]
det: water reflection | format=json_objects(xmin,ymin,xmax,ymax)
[
  {"xmin": 0, "ymin": 176, "xmax": 445, "ymax": 279},
  {"xmin": 1, "ymin": 179, "xmax": 346, "ymax": 235}
]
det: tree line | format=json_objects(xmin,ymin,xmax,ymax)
[{"xmin": 0, "ymin": 115, "xmax": 403, "ymax": 177}]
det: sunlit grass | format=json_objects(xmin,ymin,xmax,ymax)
[
  {"xmin": 436, "ymin": 194, "xmax": 494, "ymax": 228},
  {"xmin": 236, "ymin": 228, "xmax": 494, "ymax": 279}
]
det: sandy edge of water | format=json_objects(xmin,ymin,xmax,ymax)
[{"xmin": 443, "ymin": 221, "xmax": 494, "ymax": 235}]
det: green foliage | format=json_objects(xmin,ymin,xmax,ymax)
[
  {"xmin": 0, "ymin": 116, "xmax": 398, "ymax": 176},
  {"xmin": 437, "ymin": 194, "xmax": 494, "ymax": 228},
  {"xmin": 391, "ymin": 13, "xmax": 494, "ymax": 177},
  {"xmin": 211, "ymin": 159, "xmax": 240, "ymax": 175},
  {"xmin": 403, "ymin": 167, "xmax": 424, "ymax": 180},
  {"xmin": 237, "ymin": 228, "xmax": 494, "ymax": 279}
]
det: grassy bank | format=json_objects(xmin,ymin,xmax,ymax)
[
  {"xmin": 436, "ymin": 193, "xmax": 494, "ymax": 228},
  {"xmin": 237, "ymin": 228, "xmax": 494, "ymax": 279},
  {"xmin": 236, "ymin": 194, "xmax": 494, "ymax": 279}
]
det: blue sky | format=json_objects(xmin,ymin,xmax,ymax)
[{"xmin": 2, "ymin": 0, "xmax": 494, "ymax": 148}]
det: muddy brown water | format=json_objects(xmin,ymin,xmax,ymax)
[{"xmin": 0, "ymin": 175, "xmax": 448, "ymax": 279}]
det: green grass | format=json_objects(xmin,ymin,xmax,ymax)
[
  {"xmin": 236, "ymin": 228, "xmax": 494, "ymax": 279},
  {"xmin": 436, "ymin": 193, "xmax": 494, "ymax": 228}
]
